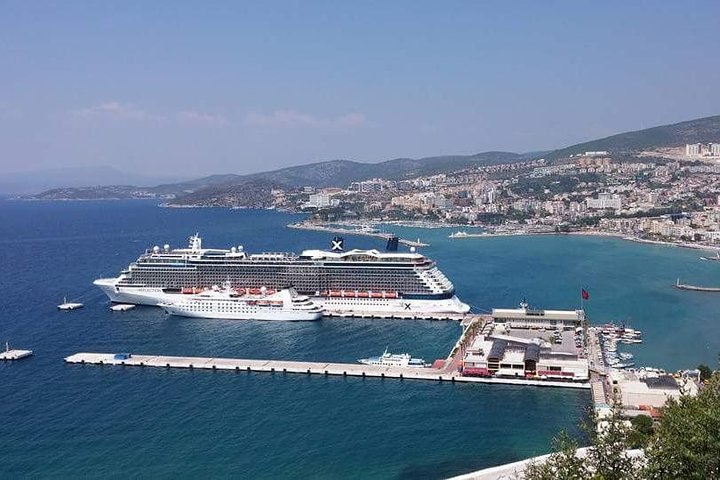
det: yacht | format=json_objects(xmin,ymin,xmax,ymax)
[
  {"xmin": 158, "ymin": 284, "xmax": 323, "ymax": 321},
  {"xmin": 358, "ymin": 347, "xmax": 428, "ymax": 368}
]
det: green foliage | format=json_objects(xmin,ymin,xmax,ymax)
[
  {"xmin": 524, "ymin": 400, "xmax": 643, "ymax": 480},
  {"xmin": 627, "ymin": 415, "xmax": 654, "ymax": 449},
  {"xmin": 586, "ymin": 401, "xmax": 642, "ymax": 480},
  {"xmin": 523, "ymin": 431, "xmax": 588, "ymax": 480},
  {"xmin": 697, "ymin": 364, "xmax": 712, "ymax": 382},
  {"xmin": 644, "ymin": 374, "xmax": 720, "ymax": 480}
]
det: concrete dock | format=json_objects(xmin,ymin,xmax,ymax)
[
  {"xmin": 64, "ymin": 352, "xmax": 590, "ymax": 389},
  {"xmin": 1, "ymin": 349, "xmax": 33, "ymax": 361}
]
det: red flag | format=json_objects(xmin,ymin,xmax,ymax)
[{"xmin": 581, "ymin": 288, "xmax": 590, "ymax": 301}]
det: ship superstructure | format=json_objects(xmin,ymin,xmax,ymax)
[
  {"xmin": 94, "ymin": 234, "xmax": 470, "ymax": 317},
  {"xmin": 159, "ymin": 284, "xmax": 323, "ymax": 321}
]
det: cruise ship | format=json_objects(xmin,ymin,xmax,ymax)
[
  {"xmin": 159, "ymin": 285, "xmax": 323, "ymax": 321},
  {"xmin": 94, "ymin": 234, "xmax": 470, "ymax": 317}
]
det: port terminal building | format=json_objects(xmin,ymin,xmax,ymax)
[
  {"xmin": 461, "ymin": 306, "xmax": 588, "ymax": 381},
  {"xmin": 490, "ymin": 306, "xmax": 585, "ymax": 330}
]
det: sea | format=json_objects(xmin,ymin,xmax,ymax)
[{"xmin": 1, "ymin": 200, "xmax": 718, "ymax": 479}]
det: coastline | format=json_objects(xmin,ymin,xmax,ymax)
[{"xmin": 290, "ymin": 219, "xmax": 720, "ymax": 253}]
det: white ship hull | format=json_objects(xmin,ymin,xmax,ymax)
[
  {"xmin": 160, "ymin": 304, "xmax": 322, "ymax": 321},
  {"xmin": 94, "ymin": 278, "xmax": 470, "ymax": 317},
  {"xmin": 318, "ymin": 296, "xmax": 469, "ymax": 316}
]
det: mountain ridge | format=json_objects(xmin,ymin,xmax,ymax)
[{"xmin": 21, "ymin": 114, "xmax": 720, "ymax": 201}]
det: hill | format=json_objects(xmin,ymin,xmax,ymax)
[
  {"xmin": 0, "ymin": 166, "xmax": 189, "ymax": 195},
  {"xmin": 163, "ymin": 152, "xmax": 524, "ymax": 206},
  {"xmin": 545, "ymin": 115, "xmax": 720, "ymax": 161},
  {"xmin": 241, "ymin": 151, "xmax": 523, "ymax": 188}
]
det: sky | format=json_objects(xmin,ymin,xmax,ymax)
[{"xmin": 1, "ymin": 1, "xmax": 720, "ymax": 178}]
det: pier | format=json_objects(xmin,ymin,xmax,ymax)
[
  {"xmin": 675, "ymin": 278, "xmax": 720, "ymax": 292},
  {"xmin": 64, "ymin": 352, "xmax": 589, "ymax": 389}
]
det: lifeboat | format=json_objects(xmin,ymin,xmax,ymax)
[
  {"xmin": 358, "ymin": 291, "xmax": 370, "ymax": 298},
  {"xmin": 384, "ymin": 291, "xmax": 398, "ymax": 299},
  {"xmin": 329, "ymin": 290, "xmax": 341, "ymax": 297},
  {"xmin": 370, "ymin": 292, "xmax": 383, "ymax": 298},
  {"xmin": 265, "ymin": 289, "xmax": 276, "ymax": 295},
  {"xmin": 182, "ymin": 287, "xmax": 193, "ymax": 294},
  {"xmin": 249, "ymin": 288, "xmax": 262, "ymax": 295}
]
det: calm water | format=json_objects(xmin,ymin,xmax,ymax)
[{"xmin": 0, "ymin": 201, "xmax": 718, "ymax": 478}]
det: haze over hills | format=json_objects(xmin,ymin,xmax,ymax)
[
  {"xmin": 0, "ymin": 166, "xmax": 190, "ymax": 195},
  {"xmin": 20, "ymin": 114, "xmax": 720, "ymax": 203}
]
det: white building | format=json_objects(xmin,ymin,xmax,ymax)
[
  {"xmin": 491, "ymin": 306, "xmax": 585, "ymax": 329},
  {"xmin": 308, "ymin": 193, "xmax": 332, "ymax": 208},
  {"xmin": 686, "ymin": 143, "xmax": 702, "ymax": 156},
  {"xmin": 586, "ymin": 193, "xmax": 622, "ymax": 210}
]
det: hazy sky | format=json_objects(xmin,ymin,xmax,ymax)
[{"xmin": 2, "ymin": 1, "xmax": 720, "ymax": 177}]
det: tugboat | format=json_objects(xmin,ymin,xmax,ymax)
[{"xmin": 358, "ymin": 347, "xmax": 428, "ymax": 368}]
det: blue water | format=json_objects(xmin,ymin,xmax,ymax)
[{"xmin": 1, "ymin": 201, "xmax": 718, "ymax": 478}]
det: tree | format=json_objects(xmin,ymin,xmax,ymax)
[
  {"xmin": 644, "ymin": 373, "xmax": 720, "ymax": 480},
  {"xmin": 627, "ymin": 415, "xmax": 654, "ymax": 449},
  {"xmin": 523, "ymin": 431, "xmax": 588, "ymax": 480},
  {"xmin": 697, "ymin": 364, "xmax": 712, "ymax": 382},
  {"xmin": 524, "ymin": 398, "xmax": 643, "ymax": 480},
  {"xmin": 586, "ymin": 400, "xmax": 642, "ymax": 480}
]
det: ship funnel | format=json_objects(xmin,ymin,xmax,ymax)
[
  {"xmin": 331, "ymin": 236, "xmax": 344, "ymax": 252},
  {"xmin": 386, "ymin": 235, "xmax": 399, "ymax": 252}
]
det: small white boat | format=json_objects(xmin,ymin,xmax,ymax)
[
  {"xmin": 616, "ymin": 362, "xmax": 636, "ymax": 369},
  {"xmin": 58, "ymin": 297, "xmax": 84, "ymax": 311},
  {"xmin": 0, "ymin": 341, "xmax": 33, "ymax": 360},
  {"xmin": 449, "ymin": 231, "xmax": 469, "ymax": 238},
  {"xmin": 110, "ymin": 304, "xmax": 136, "ymax": 312},
  {"xmin": 358, "ymin": 347, "xmax": 428, "ymax": 368}
]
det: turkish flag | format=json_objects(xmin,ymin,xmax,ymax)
[{"xmin": 581, "ymin": 288, "xmax": 590, "ymax": 300}]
